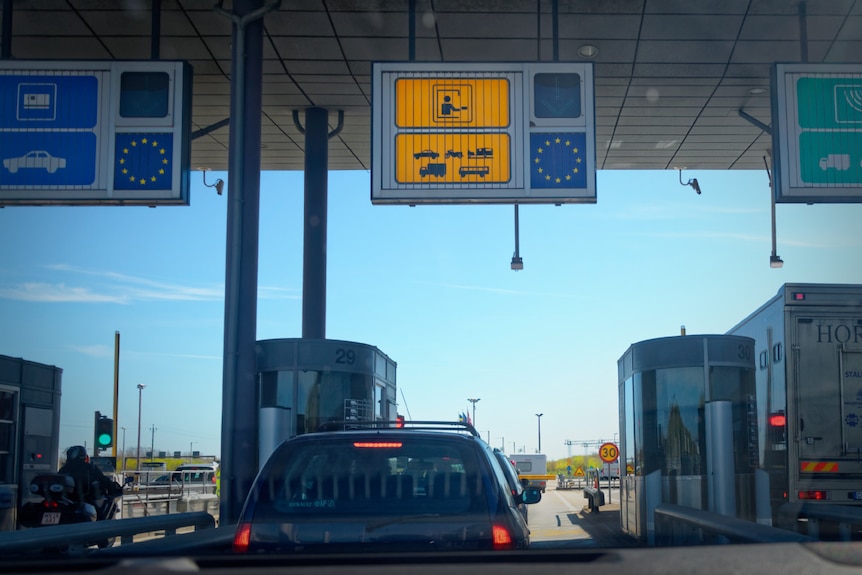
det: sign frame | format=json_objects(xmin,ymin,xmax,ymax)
[
  {"xmin": 371, "ymin": 61, "xmax": 596, "ymax": 205},
  {"xmin": 0, "ymin": 60, "xmax": 191, "ymax": 206},
  {"xmin": 772, "ymin": 62, "xmax": 862, "ymax": 204}
]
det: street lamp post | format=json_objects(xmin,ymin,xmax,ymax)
[
  {"xmin": 150, "ymin": 425, "xmax": 157, "ymax": 461},
  {"xmin": 120, "ymin": 426, "xmax": 127, "ymax": 472},
  {"xmin": 467, "ymin": 398, "xmax": 480, "ymax": 427},
  {"xmin": 535, "ymin": 413, "xmax": 543, "ymax": 453},
  {"xmin": 189, "ymin": 441, "xmax": 198, "ymax": 462},
  {"xmin": 136, "ymin": 384, "xmax": 145, "ymax": 472}
]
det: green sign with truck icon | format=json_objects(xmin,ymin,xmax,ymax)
[{"xmin": 772, "ymin": 64, "xmax": 862, "ymax": 203}]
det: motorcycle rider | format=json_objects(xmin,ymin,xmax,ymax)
[{"xmin": 58, "ymin": 445, "xmax": 119, "ymax": 520}]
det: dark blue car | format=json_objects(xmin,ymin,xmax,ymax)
[{"xmin": 233, "ymin": 421, "xmax": 541, "ymax": 554}]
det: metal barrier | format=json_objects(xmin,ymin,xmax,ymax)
[
  {"xmin": 0, "ymin": 511, "xmax": 215, "ymax": 557},
  {"xmin": 654, "ymin": 504, "xmax": 814, "ymax": 546},
  {"xmin": 557, "ymin": 475, "xmax": 584, "ymax": 489},
  {"xmin": 778, "ymin": 502, "xmax": 862, "ymax": 540},
  {"xmin": 122, "ymin": 492, "xmax": 219, "ymax": 519},
  {"xmin": 122, "ymin": 469, "xmax": 218, "ymax": 497},
  {"xmin": 93, "ymin": 525, "xmax": 236, "ymax": 557}
]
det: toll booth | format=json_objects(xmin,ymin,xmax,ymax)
[
  {"xmin": 617, "ymin": 335, "xmax": 760, "ymax": 544},
  {"xmin": 0, "ymin": 354, "xmax": 63, "ymax": 531},
  {"xmin": 256, "ymin": 339, "xmax": 397, "ymax": 466}
]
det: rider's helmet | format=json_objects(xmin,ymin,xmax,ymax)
[{"xmin": 66, "ymin": 445, "xmax": 89, "ymax": 463}]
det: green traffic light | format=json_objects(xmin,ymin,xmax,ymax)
[{"xmin": 97, "ymin": 433, "xmax": 112, "ymax": 446}]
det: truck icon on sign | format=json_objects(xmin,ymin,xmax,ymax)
[
  {"xmin": 819, "ymin": 154, "xmax": 851, "ymax": 171},
  {"xmin": 419, "ymin": 163, "xmax": 447, "ymax": 177}
]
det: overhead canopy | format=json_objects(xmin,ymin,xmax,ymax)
[{"xmin": 3, "ymin": 0, "xmax": 861, "ymax": 172}]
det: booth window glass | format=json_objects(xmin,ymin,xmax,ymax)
[
  {"xmin": 655, "ymin": 367, "xmax": 705, "ymax": 476},
  {"xmin": 624, "ymin": 376, "xmax": 636, "ymax": 475}
]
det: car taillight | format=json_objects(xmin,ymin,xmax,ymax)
[
  {"xmin": 492, "ymin": 524, "xmax": 514, "ymax": 550},
  {"xmin": 799, "ymin": 490, "xmax": 829, "ymax": 501},
  {"xmin": 233, "ymin": 522, "xmax": 252, "ymax": 553}
]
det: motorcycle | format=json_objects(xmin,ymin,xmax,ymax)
[{"xmin": 19, "ymin": 473, "xmax": 126, "ymax": 549}]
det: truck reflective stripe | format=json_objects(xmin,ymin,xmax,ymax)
[{"xmin": 800, "ymin": 461, "xmax": 839, "ymax": 472}]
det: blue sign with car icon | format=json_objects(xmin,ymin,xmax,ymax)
[{"xmin": 0, "ymin": 74, "xmax": 99, "ymax": 186}]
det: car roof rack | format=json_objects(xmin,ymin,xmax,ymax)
[{"xmin": 316, "ymin": 420, "xmax": 480, "ymax": 437}]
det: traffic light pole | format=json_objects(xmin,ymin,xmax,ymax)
[
  {"xmin": 93, "ymin": 410, "xmax": 102, "ymax": 456},
  {"xmin": 113, "ymin": 331, "xmax": 120, "ymax": 458}
]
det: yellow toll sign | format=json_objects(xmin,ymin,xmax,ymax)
[
  {"xmin": 395, "ymin": 78, "xmax": 510, "ymax": 128},
  {"xmin": 395, "ymin": 133, "xmax": 510, "ymax": 184},
  {"xmin": 626, "ymin": 464, "xmax": 634, "ymax": 474}
]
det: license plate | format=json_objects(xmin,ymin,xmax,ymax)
[{"xmin": 41, "ymin": 512, "xmax": 61, "ymax": 525}]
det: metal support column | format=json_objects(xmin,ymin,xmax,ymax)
[
  {"xmin": 216, "ymin": 0, "xmax": 278, "ymax": 524},
  {"xmin": 1, "ymin": 0, "xmax": 13, "ymax": 60},
  {"xmin": 301, "ymin": 107, "xmax": 330, "ymax": 339},
  {"xmin": 151, "ymin": 0, "xmax": 161, "ymax": 60}
]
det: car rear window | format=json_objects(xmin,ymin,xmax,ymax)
[{"xmin": 251, "ymin": 436, "xmax": 492, "ymax": 519}]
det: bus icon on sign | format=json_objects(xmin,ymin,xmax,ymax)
[{"xmin": 17, "ymin": 83, "xmax": 58, "ymax": 121}]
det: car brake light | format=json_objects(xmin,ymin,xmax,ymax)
[
  {"xmin": 353, "ymin": 442, "xmax": 403, "ymax": 448},
  {"xmin": 233, "ymin": 522, "xmax": 252, "ymax": 553},
  {"xmin": 492, "ymin": 524, "xmax": 514, "ymax": 550},
  {"xmin": 798, "ymin": 490, "xmax": 829, "ymax": 501}
]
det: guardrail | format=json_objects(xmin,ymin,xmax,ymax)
[
  {"xmin": 777, "ymin": 502, "xmax": 862, "ymax": 540},
  {"xmin": 93, "ymin": 525, "xmax": 236, "ymax": 557},
  {"xmin": 0, "ymin": 511, "xmax": 215, "ymax": 557},
  {"xmin": 654, "ymin": 503, "xmax": 814, "ymax": 546},
  {"xmin": 556, "ymin": 476, "xmax": 585, "ymax": 489},
  {"xmin": 121, "ymin": 469, "xmax": 218, "ymax": 497},
  {"xmin": 122, "ymin": 492, "xmax": 219, "ymax": 518}
]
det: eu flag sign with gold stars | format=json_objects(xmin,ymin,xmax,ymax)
[
  {"xmin": 114, "ymin": 133, "xmax": 173, "ymax": 190},
  {"xmin": 530, "ymin": 133, "xmax": 587, "ymax": 189}
]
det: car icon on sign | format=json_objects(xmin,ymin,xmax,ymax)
[
  {"xmin": 413, "ymin": 149, "xmax": 439, "ymax": 159},
  {"xmin": 3, "ymin": 150, "xmax": 67, "ymax": 174}
]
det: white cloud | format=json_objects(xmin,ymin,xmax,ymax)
[
  {"xmin": 68, "ymin": 344, "xmax": 113, "ymax": 357},
  {"xmin": 0, "ymin": 283, "xmax": 129, "ymax": 303},
  {"xmin": 258, "ymin": 286, "xmax": 301, "ymax": 300},
  {"xmin": 44, "ymin": 264, "xmax": 224, "ymax": 301}
]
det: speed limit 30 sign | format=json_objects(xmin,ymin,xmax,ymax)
[{"xmin": 599, "ymin": 442, "xmax": 619, "ymax": 463}]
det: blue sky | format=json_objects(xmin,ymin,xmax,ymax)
[{"xmin": 1, "ymin": 168, "xmax": 860, "ymax": 462}]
